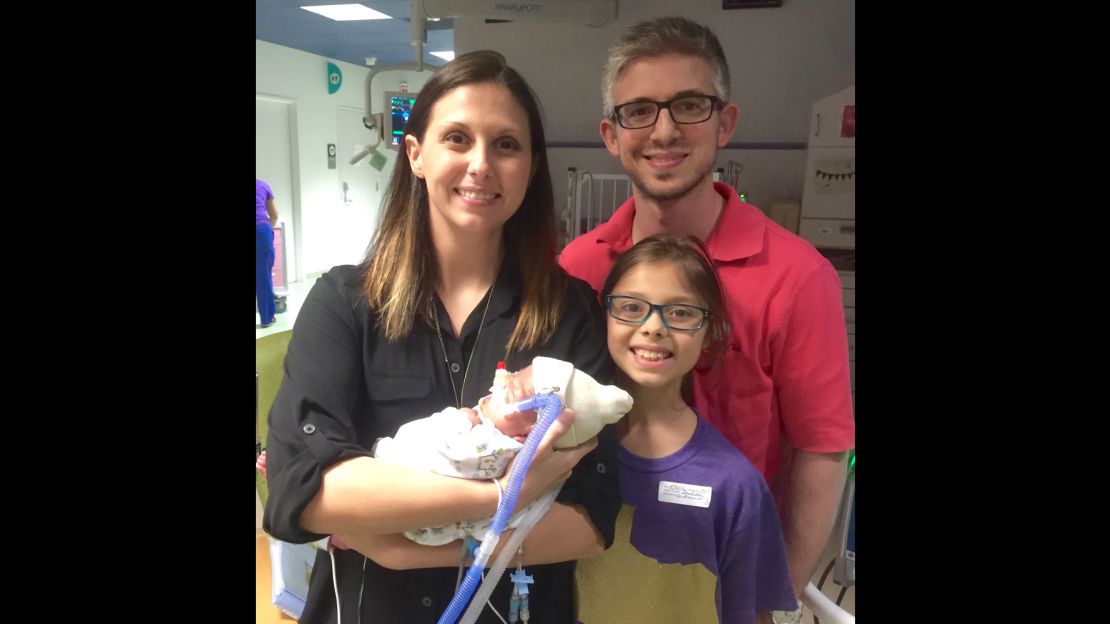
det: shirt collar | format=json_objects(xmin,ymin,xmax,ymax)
[
  {"xmin": 489, "ymin": 259, "xmax": 523, "ymax": 320},
  {"xmin": 596, "ymin": 182, "xmax": 766, "ymax": 262},
  {"xmin": 431, "ymin": 258, "xmax": 522, "ymax": 341}
]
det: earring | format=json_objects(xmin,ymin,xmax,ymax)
[{"xmin": 412, "ymin": 164, "xmax": 423, "ymax": 178}]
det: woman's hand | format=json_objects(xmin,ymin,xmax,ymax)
[
  {"xmin": 481, "ymin": 365, "xmax": 537, "ymax": 441},
  {"xmin": 499, "ymin": 407, "xmax": 597, "ymax": 510},
  {"xmin": 502, "ymin": 364, "xmax": 535, "ymax": 403}
]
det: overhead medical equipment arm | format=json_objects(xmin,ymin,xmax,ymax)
[
  {"xmin": 349, "ymin": 0, "xmax": 432, "ymax": 164},
  {"xmin": 351, "ymin": 0, "xmax": 618, "ymax": 165}
]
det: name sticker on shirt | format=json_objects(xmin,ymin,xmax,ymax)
[{"xmin": 657, "ymin": 481, "xmax": 712, "ymax": 508}]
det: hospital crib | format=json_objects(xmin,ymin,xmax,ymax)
[
  {"xmin": 562, "ymin": 169, "xmax": 631, "ymax": 244},
  {"xmin": 560, "ymin": 167, "xmax": 732, "ymax": 245}
]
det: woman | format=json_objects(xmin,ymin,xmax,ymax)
[{"xmin": 263, "ymin": 50, "xmax": 620, "ymax": 624}]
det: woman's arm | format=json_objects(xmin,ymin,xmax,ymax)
[
  {"xmin": 515, "ymin": 500, "xmax": 605, "ymax": 562},
  {"xmin": 336, "ymin": 499, "xmax": 604, "ymax": 570},
  {"xmin": 302, "ymin": 406, "xmax": 596, "ymax": 536},
  {"xmin": 265, "ymin": 270, "xmax": 578, "ymax": 543},
  {"xmin": 301, "ymin": 456, "xmax": 502, "ymax": 536}
]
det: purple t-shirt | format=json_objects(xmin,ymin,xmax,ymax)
[
  {"xmin": 576, "ymin": 416, "xmax": 797, "ymax": 624},
  {"xmin": 256, "ymin": 179, "xmax": 273, "ymax": 226}
]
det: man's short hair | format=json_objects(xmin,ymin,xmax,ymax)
[{"xmin": 601, "ymin": 16, "xmax": 731, "ymax": 118}]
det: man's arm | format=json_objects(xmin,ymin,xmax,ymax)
[
  {"xmin": 266, "ymin": 197, "xmax": 278, "ymax": 227},
  {"xmin": 779, "ymin": 448, "xmax": 847, "ymax": 596},
  {"xmin": 770, "ymin": 262, "xmax": 854, "ymax": 597}
]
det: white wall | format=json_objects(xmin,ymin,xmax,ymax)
[
  {"xmin": 256, "ymin": 40, "xmax": 434, "ymax": 279},
  {"xmin": 256, "ymin": 1, "xmax": 853, "ymax": 268},
  {"xmin": 452, "ymin": 0, "xmax": 854, "ymax": 216},
  {"xmin": 547, "ymin": 147, "xmax": 806, "ymax": 224}
]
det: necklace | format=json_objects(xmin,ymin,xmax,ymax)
[{"xmin": 433, "ymin": 278, "xmax": 497, "ymax": 409}]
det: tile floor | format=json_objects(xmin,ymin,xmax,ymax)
[{"xmin": 256, "ymin": 273, "xmax": 320, "ymax": 338}]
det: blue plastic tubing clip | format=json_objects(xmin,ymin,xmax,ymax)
[{"xmin": 435, "ymin": 391, "xmax": 564, "ymax": 624}]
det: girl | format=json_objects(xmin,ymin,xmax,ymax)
[{"xmin": 576, "ymin": 235, "xmax": 798, "ymax": 624}]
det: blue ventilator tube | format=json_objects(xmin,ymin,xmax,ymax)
[{"xmin": 436, "ymin": 390, "xmax": 564, "ymax": 624}]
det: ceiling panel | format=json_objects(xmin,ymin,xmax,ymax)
[{"xmin": 256, "ymin": 0, "xmax": 453, "ymax": 68}]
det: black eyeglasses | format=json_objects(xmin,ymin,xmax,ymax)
[
  {"xmin": 611, "ymin": 95, "xmax": 722, "ymax": 129},
  {"xmin": 605, "ymin": 295, "xmax": 710, "ymax": 331}
]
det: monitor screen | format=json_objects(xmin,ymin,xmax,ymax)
[{"xmin": 384, "ymin": 91, "xmax": 418, "ymax": 151}]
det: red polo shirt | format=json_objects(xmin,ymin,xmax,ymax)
[{"xmin": 560, "ymin": 183, "xmax": 854, "ymax": 483}]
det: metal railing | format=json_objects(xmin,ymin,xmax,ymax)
[{"xmin": 563, "ymin": 168, "xmax": 631, "ymax": 246}]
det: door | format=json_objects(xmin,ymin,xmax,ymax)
[
  {"xmin": 336, "ymin": 106, "xmax": 384, "ymax": 263},
  {"xmin": 256, "ymin": 95, "xmax": 300, "ymax": 282}
]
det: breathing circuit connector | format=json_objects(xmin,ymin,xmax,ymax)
[{"xmin": 435, "ymin": 390, "xmax": 564, "ymax": 624}]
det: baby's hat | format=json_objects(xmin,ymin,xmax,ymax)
[{"xmin": 531, "ymin": 356, "xmax": 633, "ymax": 448}]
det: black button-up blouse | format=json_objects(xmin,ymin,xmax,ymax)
[{"xmin": 264, "ymin": 263, "xmax": 620, "ymax": 624}]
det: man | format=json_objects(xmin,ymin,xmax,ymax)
[
  {"xmin": 560, "ymin": 16, "xmax": 855, "ymax": 601},
  {"xmin": 256, "ymin": 178, "xmax": 279, "ymax": 328}
]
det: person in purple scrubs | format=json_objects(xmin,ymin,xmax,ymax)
[{"xmin": 256, "ymin": 178, "xmax": 279, "ymax": 327}]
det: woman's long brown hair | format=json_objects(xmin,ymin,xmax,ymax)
[{"xmin": 362, "ymin": 50, "xmax": 564, "ymax": 352}]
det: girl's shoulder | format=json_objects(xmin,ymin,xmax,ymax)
[{"xmin": 692, "ymin": 416, "xmax": 764, "ymax": 485}]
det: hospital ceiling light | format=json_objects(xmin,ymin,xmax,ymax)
[
  {"xmin": 300, "ymin": 4, "xmax": 392, "ymax": 21},
  {"xmin": 430, "ymin": 51, "xmax": 455, "ymax": 61}
]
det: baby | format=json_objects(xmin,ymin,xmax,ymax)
[{"xmin": 371, "ymin": 356, "xmax": 632, "ymax": 545}]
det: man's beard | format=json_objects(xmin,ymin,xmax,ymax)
[{"xmin": 627, "ymin": 154, "xmax": 715, "ymax": 203}]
